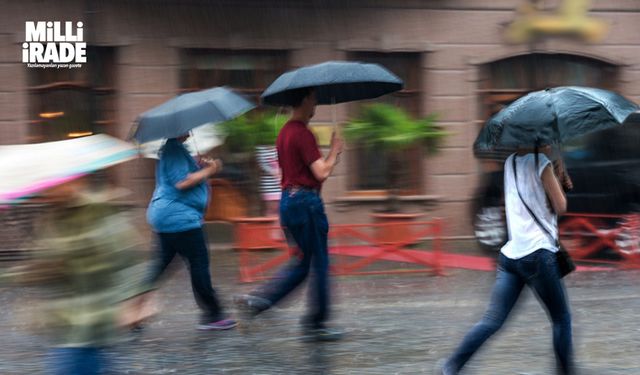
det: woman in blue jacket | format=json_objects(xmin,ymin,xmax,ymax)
[{"xmin": 147, "ymin": 135, "xmax": 236, "ymax": 331}]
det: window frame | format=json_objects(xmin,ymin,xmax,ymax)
[
  {"xmin": 345, "ymin": 51, "xmax": 424, "ymax": 195},
  {"xmin": 178, "ymin": 48, "xmax": 289, "ymax": 104},
  {"xmin": 27, "ymin": 47, "xmax": 117, "ymax": 144}
]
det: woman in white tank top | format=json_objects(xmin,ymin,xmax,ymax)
[{"xmin": 439, "ymin": 145, "xmax": 575, "ymax": 375}]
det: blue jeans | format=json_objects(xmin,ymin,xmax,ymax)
[
  {"xmin": 49, "ymin": 347, "xmax": 108, "ymax": 375},
  {"xmin": 447, "ymin": 249, "xmax": 573, "ymax": 374},
  {"xmin": 260, "ymin": 189, "xmax": 330, "ymax": 328},
  {"xmin": 151, "ymin": 228, "xmax": 224, "ymax": 322}
]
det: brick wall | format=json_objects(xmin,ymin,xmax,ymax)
[{"xmin": 1, "ymin": 0, "xmax": 639, "ymax": 236}]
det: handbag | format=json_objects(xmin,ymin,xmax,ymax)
[
  {"xmin": 554, "ymin": 245, "xmax": 575, "ymax": 277},
  {"xmin": 512, "ymin": 156, "xmax": 576, "ymax": 277}
]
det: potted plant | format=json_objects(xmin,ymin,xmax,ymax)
[
  {"xmin": 215, "ymin": 111, "xmax": 286, "ymax": 218},
  {"xmin": 213, "ymin": 111, "xmax": 287, "ymax": 250},
  {"xmin": 343, "ymin": 103, "xmax": 446, "ymax": 242}
]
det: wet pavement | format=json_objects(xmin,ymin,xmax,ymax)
[{"xmin": 1, "ymin": 247, "xmax": 639, "ymax": 374}]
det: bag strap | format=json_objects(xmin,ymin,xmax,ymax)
[{"xmin": 511, "ymin": 155, "xmax": 559, "ymax": 246}]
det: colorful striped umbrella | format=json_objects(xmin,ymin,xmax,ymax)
[{"xmin": 0, "ymin": 134, "xmax": 137, "ymax": 203}]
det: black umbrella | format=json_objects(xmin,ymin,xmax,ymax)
[
  {"xmin": 474, "ymin": 86, "xmax": 639, "ymax": 150},
  {"xmin": 261, "ymin": 61, "xmax": 403, "ymax": 106}
]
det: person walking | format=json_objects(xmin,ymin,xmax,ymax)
[
  {"xmin": 235, "ymin": 87, "xmax": 344, "ymax": 341},
  {"xmin": 147, "ymin": 134, "xmax": 236, "ymax": 331},
  {"xmin": 1, "ymin": 177, "xmax": 151, "ymax": 375},
  {"xmin": 438, "ymin": 145, "xmax": 574, "ymax": 374}
]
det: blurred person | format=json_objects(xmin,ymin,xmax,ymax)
[
  {"xmin": 256, "ymin": 144, "xmax": 282, "ymax": 217},
  {"xmin": 1, "ymin": 177, "xmax": 151, "ymax": 375},
  {"xmin": 235, "ymin": 88, "xmax": 345, "ymax": 341},
  {"xmin": 437, "ymin": 145, "xmax": 574, "ymax": 375},
  {"xmin": 146, "ymin": 135, "xmax": 236, "ymax": 331}
]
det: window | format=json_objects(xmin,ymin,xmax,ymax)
[
  {"xmin": 347, "ymin": 52, "xmax": 423, "ymax": 194},
  {"xmin": 480, "ymin": 53, "xmax": 617, "ymax": 119},
  {"xmin": 179, "ymin": 49, "xmax": 288, "ymax": 102},
  {"xmin": 28, "ymin": 47, "xmax": 116, "ymax": 143},
  {"xmin": 477, "ymin": 53, "xmax": 618, "ymax": 160},
  {"xmin": 348, "ymin": 52, "xmax": 422, "ymax": 117}
]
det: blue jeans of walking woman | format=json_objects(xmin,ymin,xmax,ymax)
[
  {"xmin": 446, "ymin": 249, "xmax": 573, "ymax": 374},
  {"xmin": 261, "ymin": 189, "xmax": 330, "ymax": 329}
]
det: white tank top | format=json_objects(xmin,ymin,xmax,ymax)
[{"xmin": 501, "ymin": 153, "xmax": 558, "ymax": 259}]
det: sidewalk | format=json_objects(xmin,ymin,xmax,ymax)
[{"xmin": 1, "ymin": 245, "xmax": 638, "ymax": 374}]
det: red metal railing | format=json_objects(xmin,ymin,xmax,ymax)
[
  {"xmin": 233, "ymin": 218, "xmax": 445, "ymax": 282},
  {"xmin": 560, "ymin": 213, "xmax": 640, "ymax": 268}
]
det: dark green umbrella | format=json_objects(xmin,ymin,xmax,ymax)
[{"xmin": 474, "ymin": 86, "xmax": 639, "ymax": 150}]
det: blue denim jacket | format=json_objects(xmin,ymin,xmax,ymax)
[{"xmin": 147, "ymin": 139, "xmax": 209, "ymax": 233}]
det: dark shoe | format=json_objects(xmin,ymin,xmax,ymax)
[
  {"xmin": 233, "ymin": 294, "xmax": 271, "ymax": 320},
  {"xmin": 129, "ymin": 323, "xmax": 145, "ymax": 334},
  {"xmin": 196, "ymin": 318, "xmax": 237, "ymax": 331},
  {"xmin": 434, "ymin": 358, "xmax": 457, "ymax": 375},
  {"xmin": 302, "ymin": 326, "xmax": 344, "ymax": 342}
]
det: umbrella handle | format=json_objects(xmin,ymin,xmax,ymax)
[
  {"xmin": 331, "ymin": 96, "xmax": 337, "ymax": 131},
  {"xmin": 330, "ymin": 97, "xmax": 345, "ymax": 143}
]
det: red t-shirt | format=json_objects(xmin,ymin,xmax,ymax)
[{"xmin": 276, "ymin": 120, "xmax": 323, "ymax": 190}]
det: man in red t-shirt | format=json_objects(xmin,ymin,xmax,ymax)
[{"xmin": 236, "ymin": 87, "xmax": 344, "ymax": 341}]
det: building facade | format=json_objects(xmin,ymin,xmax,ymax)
[{"xmin": 1, "ymin": 0, "xmax": 639, "ymax": 238}]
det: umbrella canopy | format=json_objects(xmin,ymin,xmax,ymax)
[
  {"xmin": 261, "ymin": 61, "xmax": 404, "ymax": 106},
  {"xmin": 0, "ymin": 134, "xmax": 137, "ymax": 203},
  {"xmin": 132, "ymin": 87, "xmax": 255, "ymax": 144},
  {"xmin": 138, "ymin": 122, "xmax": 224, "ymax": 159},
  {"xmin": 474, "ymin": 86, "xmax": 639, "ymax": 151}
]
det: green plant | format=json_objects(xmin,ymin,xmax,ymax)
[
  {"xmin": 343, "ymin": 103, "xmax": 444, "ymax": 153},
  {"xmin": 217, "ymin": 110, "xmax": 287, "ymax": 216},
  {"xmin": 253, "ymin": 111, "xmax": 287, "ymax": 146},
  {"xmin": 219, "ymin": 114, "xmax": 253, "ymax": 154},
  {"xmin": 343, "ymin": 103, "xmax": 447, "ymax": 211},
  {"xmin": 220, "ymin": 110, "xmax": 286, "ymax": 152}
]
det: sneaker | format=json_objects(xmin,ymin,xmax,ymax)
[
  {"xmin": 434, "ymin": 358, "xmax": 457, "ymax": 375},
  {"xmin": 196, "ymin": 318, "xmax": 237, "ymax": 331},
  {"xmin": 233, "ymin": 294, "xmax": 271, "ymax": 320},
  {"xmin": 302, "ymin": 326, "xmax": 344, "ymax": 342}
]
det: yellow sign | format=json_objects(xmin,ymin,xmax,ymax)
[
  {"xmin": 310, "ymin": 123, "xmax": 335, "ymax": 147},
  {"xmin": 506, "ymin": 0, "xmax": 608, "ymax": 43}
]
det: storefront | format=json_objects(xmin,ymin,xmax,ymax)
[{"xmin": 1, "ymin": 0, "xmax": 638, "ymax": 238}]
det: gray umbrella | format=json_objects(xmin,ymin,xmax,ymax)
[
  {"xmin": 261, "ymin": 61, "xmax": 403, "ymax": 106},
  {"xmin": 131, "ymin": 87, "xmax": 255, "ymax": 143},
  {"xmin": 474, "ymin": 86, "xmax": 639, "ymax": 151}
]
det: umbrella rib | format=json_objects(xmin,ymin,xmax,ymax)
[
  {"xmin": 559, "ymin": 89, "xmax": 635, "ymax": 134},
  {"xmin": 205, "ymin": 99, "xmax": 229, "ymax": 126},
  {"xmin": 571, "ymin": 89, "xmax": 615, "ymax": 117},
  {"xmin": 499, "ymin": 93, "xmax": 538, "ymax": 127}
]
